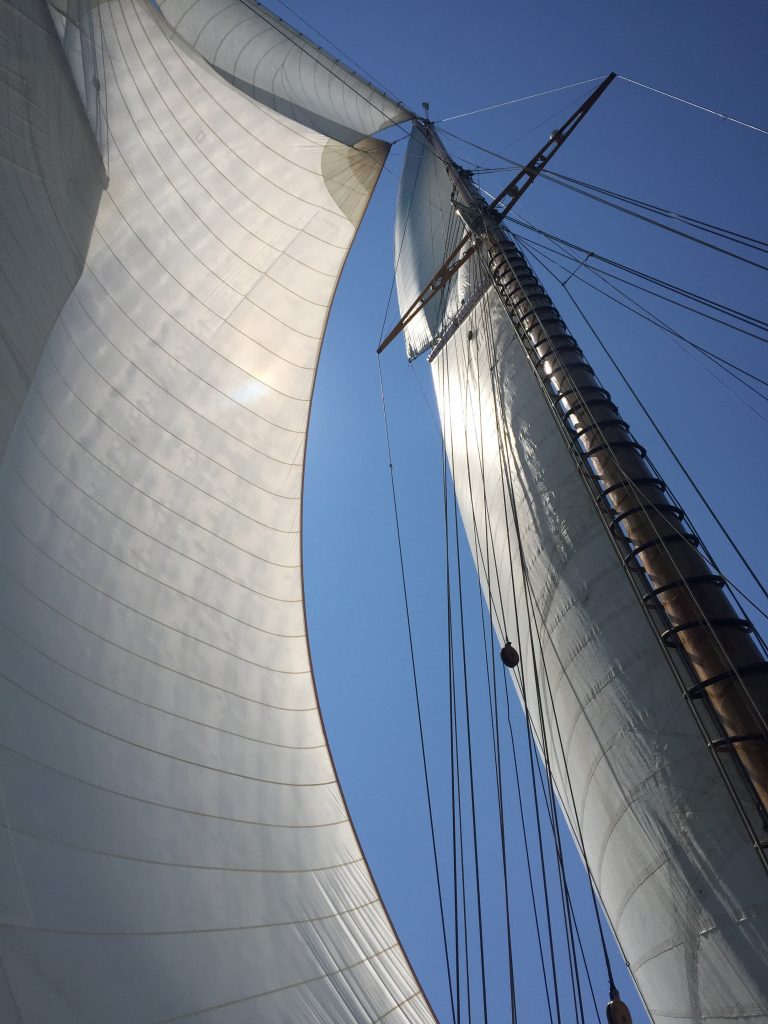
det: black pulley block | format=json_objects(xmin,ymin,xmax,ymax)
[{"xmin": 500, "ymin": 641, "xmax": 520, "ymax": 669}]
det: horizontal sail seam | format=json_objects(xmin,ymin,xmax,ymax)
[
  {"xmin": 15, "ymin": 412, "xmax": 302, "ymax": 583},
  {"xmin": 0, "ymin": 893, "xmax": 383, "ymax": 937},
  {"xmin": 0, "ymin": 666, "xmax": 335, "ymax": 786},
  {"xmin": 1, "ymin": 743, "xmax": 351, "ymax": 829},
  {"xmin": 4, "ymin": 825, "xmax": 363, "ymax": 874},
  {"xmin": 0, "ymin": 620, "xmax": 319, "ymax": 748},
  {"xmin": 36, "ymin": 359, "xmax": 305, "ymax": 529},
  {"xmin": 75, "ymin": 269, "xmax": 313, "ymax": 431}
]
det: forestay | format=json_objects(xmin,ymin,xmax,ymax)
[
  {"xmin": 0, "ymin": 2, "xmax": 434, "ymax": 1021},
  {"xmin": 395, "ymin": 123, "xmax": 768, "ymax": 1024}
]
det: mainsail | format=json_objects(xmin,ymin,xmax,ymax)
[
  {"xmin": 394, "ymin": 122, "xmax": 768, "ymax": 1024},
  {"xmin": 0, "ymin": 1, "xmax": 434, "ymax": 1020}
]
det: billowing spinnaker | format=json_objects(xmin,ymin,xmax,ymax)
[
  {"xmin": 0, "ymin": 3, "xmax": 434, "ymax": 1021},
  {"xmin": 396, "ymin": 124, "xmax": 768, "ymax": 1024}
]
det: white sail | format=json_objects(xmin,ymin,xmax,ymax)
[
  {"xmin": 157, "ymin": 0, "xmax": 411, "ymax": 145},
  {"xmin": 0, "ymin": 2, "xmax": 434, "ymax": 1021},
  {"xmin": 396, "ymin": 124, "xmax": 768, "ymax": 1024},
  {"xmin": 0, "ymin": 0, "xmax": 105, "ymax": 458}
]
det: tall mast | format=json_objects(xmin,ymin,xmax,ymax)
[{"xmin": 420, "ymin": 119, "xmax": 768, "ymax": 862}]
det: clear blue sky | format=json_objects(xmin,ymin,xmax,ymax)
[{"xmin": 293, "ymin": 1, "xmax": 768, "ymax": 1020}]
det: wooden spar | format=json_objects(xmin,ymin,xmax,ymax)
[
  {"xmin": 491, "ymin": 72, "xmax": 616, "ymax": 220},
  {"xmin": 377, "ymin": 242, "xmax": 475, "ymax": 353},
  {"xmin": 420, "ymin": 118, "xmax": 768, "ymax": 851},
  {"xmin": 377, "ymin": 73, "xmax": 616, "ymax": 355}
]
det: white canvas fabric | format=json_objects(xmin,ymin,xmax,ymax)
[
  {"xmin": 47, "ymin": 0, "xmax": 109, "ymax": 155},
  {"xmin": 394, "ymin": 127, "xmax": 465, "ymax": 360},
  {"xmin": 0, "ymin": 3, "xmax": 434, "ymax": 1021},
  {"xmin": 396, "ymin": 123, "xmax": 768, "ymax": 1024},
  {"xmin": 157, "ymin": 0, "xmax": 412, "ymax": 145},
  {"xmin": 0, "ymin": 0, "xmax": 105, "ymax": 459}
]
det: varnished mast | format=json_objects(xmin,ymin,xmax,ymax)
[{"xmin": 391, "ymin": 86, "xmax": 768, "ymax": 861}]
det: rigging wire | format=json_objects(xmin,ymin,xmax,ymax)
[
  {"xmin": 441, "ymin": 333, "xmax": 563, "ymax": 1024},
  {"xmin": 410, "ymin": 239, "xmax": 630, "ymax": 1024},
  {"xmin": 377, "ymin": 354, "xmax": 458, "ymax": 1024},
  {"xmin": 428, "ymin": 148, "xmax": 643, "ymax": 1017},
  {"xmin": 471, "ymin": 264, "xmax": 601, "ymax": 1019},
  {"xmin": 527, "ymin": 176, "xmax": 768, "ymax": 273},
  {"xmin": 434, "ymin": 73, "xmax": 767, "ymax": 136},
  {"xmin": 443, "ymin": 348, "xmax": 492, "ymax": 1024},
  {"xmin": 491, "ymin": 233, "xmax": 768, "ymax": 739},
  {"xmin": 477, "ymin": 288, "xmax": 615, "ymax": 1012},
  {"xmin": 564, "ymin": 282, "xmax": 768, "ymax": 612},
  {"xmin": 454, "ymin": 341, "xmax": 562, "ymax": 1024},
  {"xmin": 436, "ymin": 281, "xmax": 611, "ymax": 1021},
  {"xmin": 438, "ymin": 126, "xmax": 768, "ymax": 261},
  {"xmin": 510, "ymin": 236, "xmax": 768, "ymax": 617},
  {"xmin": 616, "ymin": 76, "xmax": 768, "ymax": 136},
  {"xmin": 442, "ymin": 422, "xmax": 464, "ymax": 1024},
  {"xmin": 540, "ymin": 170, "xmax": 768, "ymax": 257},
  {"xmin": 503, "ymin": 218, "xmax": 768, "ymax": 340},
  {"xmin": 463, "ymin": 355, "xmax": 520, "ymax": 1002},
  {"xmin": 513, "ymin": 236, "xmax": 768, "ymax": 424},
  {"xmin": 437, "ymin": 77, "xmax": 607, "ymax": 123},
  {"xmin": 375, "ymin": 145, "xmax": 458, "ymax": 1023}
]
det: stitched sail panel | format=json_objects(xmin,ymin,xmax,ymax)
[
  {"xmin": 0, "ymin": 3, "xmax": 432, "ymax": 1020},
  {"xmin": 157, "ymin": 0, "xmax": 413, "ymax": 145}
]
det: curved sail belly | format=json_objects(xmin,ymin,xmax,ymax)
[
  {"xmin": 431, "ymin": 287, "xmax": 768, "ymax": 1024},
  {"xmin": 0, "ymin": 2, "xmax": 432, "ymax": 1021}
]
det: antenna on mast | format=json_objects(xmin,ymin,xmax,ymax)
[{"xmin": 422, "ymin": 101, "xmax": 431, "ymax": 121}]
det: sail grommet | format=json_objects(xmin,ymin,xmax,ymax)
[{"xmin": 500, "ymin": 641, "xmax": 520, "ymax": 669}]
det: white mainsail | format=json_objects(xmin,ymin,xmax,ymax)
[
  {"xmin": 0, "ymin": 2, "xmax": 435, "ymax": 1020},
  {"xmin": 395, "ymin": 123, "xmax": 768, "ymax": 1024},
  {"xmin": 0, "ymin": 0, "xmax": 106, "ymax": 457}
]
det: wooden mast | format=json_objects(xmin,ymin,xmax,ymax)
[{"xmin": 419, "ymin": 117, "xmax": 768, "ymax": 862}]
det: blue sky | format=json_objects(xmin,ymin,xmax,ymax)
[{"xmin": 294, "ymin": 1, "xmax": 768, "ymax": 1020}]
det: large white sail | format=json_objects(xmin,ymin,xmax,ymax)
[
  {"xmin": 0, "ymin": 0, "xmax": 105, "ymax": 457},
  {"xmin": 0, "ymin": 2, "xmax": 435, "ymax": 1020},
  {"xmin": 396, "ymin": 123, "xmax": 768, "ymax": 1024}
]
